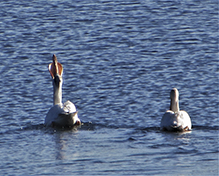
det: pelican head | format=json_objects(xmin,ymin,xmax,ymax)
[
  {"xmin": 170, "ymin": 88, "xmax": 179, "ymax": 101},
  {"xmin": 170, "ymin": 88, "xmax": 180, "ymax": 113},
  {"xmin": 48, "ymin": 54, "xmax": 63, "ymax": 105}
]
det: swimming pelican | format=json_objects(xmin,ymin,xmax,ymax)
[
  {"xmin": 45, "ymin": 54, "xmax": 81, "ymax": 127},
  {"xmin": 160, "ymin": 88, "xmax": 192, "ymax": 132}
]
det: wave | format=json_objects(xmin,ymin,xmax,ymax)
[{"xmin": 0, "ymin": 122, "xmax": 218, "ymax": 136}]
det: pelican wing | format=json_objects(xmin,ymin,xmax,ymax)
[
  {"xmin": 179, "ymin": 110, "xmax": 192, "ymax": 130},
  {"xmin": 63, "ymin": 100, "xmax": 77, "ymax": 113},
  {"xmin": 161, "ymin": 110, "xmax": 191, "ymax": 131}
]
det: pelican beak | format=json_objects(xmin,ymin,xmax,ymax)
[{"xmin": 48, "ymin": 54, "xmax": 63, "ymax": 79}]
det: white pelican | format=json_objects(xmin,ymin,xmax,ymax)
[
  {"xmin": 45, "ymin": 54, "xmax": 81, "ymax": 127},
  {"xmin": 160, "ymin": 88, "xmax": 192, "ymax": 132}
]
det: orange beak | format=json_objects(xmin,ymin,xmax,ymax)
[{"xmin": 48, "ymin": 54, "xmax": 63, "ymax": 78}]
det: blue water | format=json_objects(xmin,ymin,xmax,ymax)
[{"xmin": 0, "ymin": 0, "xmax": 218, "ymax": 175}]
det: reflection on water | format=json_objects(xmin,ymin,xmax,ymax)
[{"xmin": 55, "ymin": 132, "xmax": 69, "ymax": 160}]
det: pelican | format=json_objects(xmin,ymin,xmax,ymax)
[
  {"xmin": 160, "ymin": 88, "xmax": 192, "ymax": 132},
  {"xmin": 45, "ymin": 54, "xmax": 81, "ymax": 127}
]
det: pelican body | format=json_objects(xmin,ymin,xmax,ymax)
[
  {"xmin": 160, "ymin": 88, "xmax": 192, "ymax": 132},
  {"xmin": 45, "ymin": 55, "xmax": 81, "ymax": 127}
]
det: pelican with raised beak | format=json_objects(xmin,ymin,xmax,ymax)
[{"xmin": 45, "ymin": 54, "xmax": 81, "ymax": 127}]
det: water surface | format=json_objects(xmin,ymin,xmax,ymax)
[{"xmin": 0, "ymin": 0, "xmax": 218, "ymax": 175}]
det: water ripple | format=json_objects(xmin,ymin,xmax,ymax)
[{"xmin": 0, "ymin": 0, "xmax": 218, "ymax": 175}]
